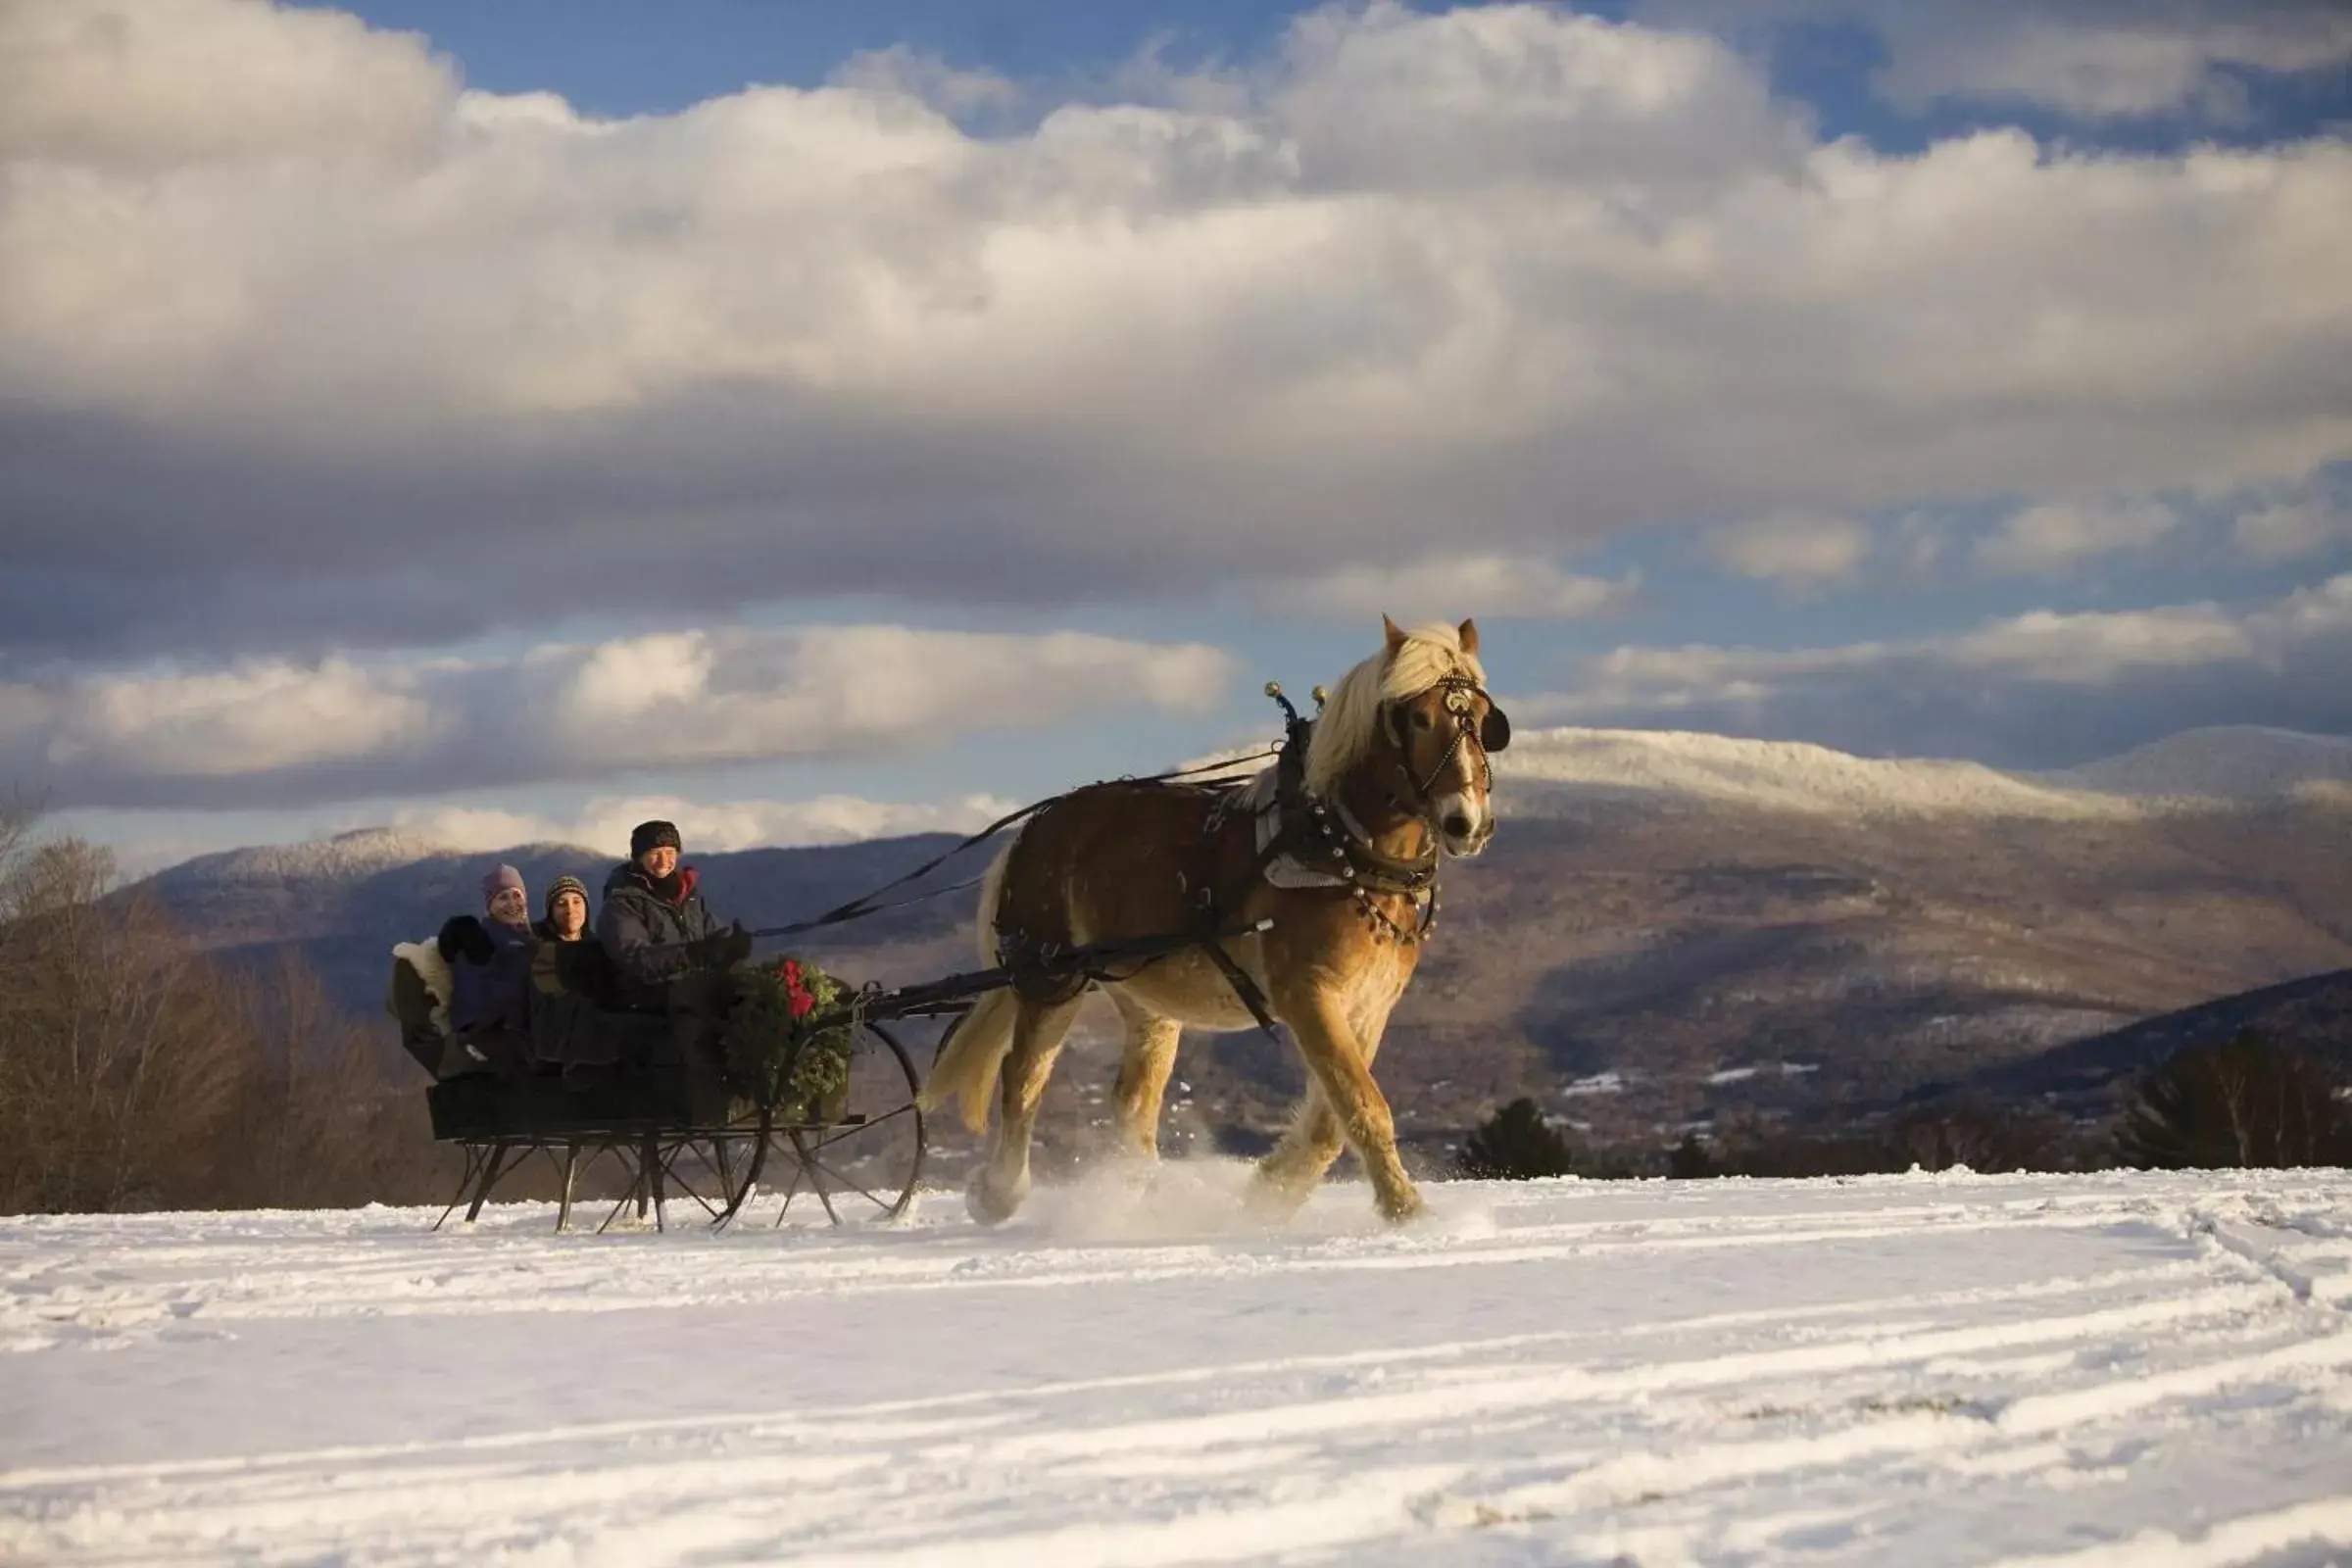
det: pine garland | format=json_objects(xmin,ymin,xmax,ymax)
[{"xmin": 721, "ymin": 956, "xmax": 855, "ymax": 1119}]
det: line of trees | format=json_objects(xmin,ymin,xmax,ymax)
[
  {"xmin": 0, "ymin": 807, "xmax": 450, "ymax": 1214},
  {"xmin": 1456, "ymin": 1029, "xmax": 2352, "ymax": 1182}
]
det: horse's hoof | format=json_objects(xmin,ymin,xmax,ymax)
[
  {"xmin": 965, "ymin": 1173, "xmax": 1027, "ymax": 1226},
  {"xmin": 1378, "ymin": 1187, "xmax": 1428, "ymax": 1225},
  {"xmin": 1242, "ymin": 1173, "xmax": 1310, "ymax": 1224}
]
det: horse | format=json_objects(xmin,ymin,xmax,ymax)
[{"xmin": 918, "ymin": 615, "xmax": 1509, "ymax": 1225}]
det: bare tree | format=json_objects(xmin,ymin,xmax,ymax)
[
  {"xmin": 222, "ymin": 954, "xmax": 447, "ymax": 1209},
  {"xmin": 2119, "ymin": 1029, "xmax": 2352, "ymax": 1170},
  {"xmin": 1893, "ymin": 1099, "xmax": 2070, "ymax": 1173},
  {"xmin": 0, "ymin": 806, "xmax": 449, "ymax": 1214},
  {"xmin": 0, "ymin": 832, "xmax": 256, "ymax": 1211}
]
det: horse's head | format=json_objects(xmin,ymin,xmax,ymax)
[
  {"xmin": 1379, "ymin": 614, "xmax": 1508, "ymax": 857},
  {"xmin": 1304, "ymin": 615, "xmax": 1509, "ymax": 858}
]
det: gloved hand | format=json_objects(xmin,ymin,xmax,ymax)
[
  {"xmin": 437, "ymin": 914, "xmax": 493, "ymax": 965},
  {"xmin": 692, "ymin": 922, "xmax": 754, "ymax": 970}
]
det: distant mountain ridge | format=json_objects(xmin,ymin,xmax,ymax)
[
  {"xmin": 116, "ymin": 723, "xmax": 2352, "ymax": 1155},
  {"xmin": 1948, "ymin": 967, "xmax": 2352, "ymax": 1114},
  {"xmin": 2044, "ymin": 725, "xmax": 2352, "ymax": 803},
  {"xmin": 1505, "ymin": 729, "xmax": 2132, "ymax": 820}
]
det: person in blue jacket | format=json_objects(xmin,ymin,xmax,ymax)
[{"xmin": 441, "ymin": 864, "xmax": 537, "ymax": 1060}]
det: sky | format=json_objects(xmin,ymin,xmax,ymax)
[{"xmin": 2, "ymin": 0, "xmax": 2350, "ymax": 875}]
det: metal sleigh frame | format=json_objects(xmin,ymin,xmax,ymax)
[{"xmin": 428, "ymin": 920, "xmax": 1272, "ymax": 1233}]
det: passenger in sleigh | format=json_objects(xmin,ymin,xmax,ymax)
[
  {"xmin": 441, "ymin": 863, "xmax": 538, "ymax": 1075},
  {"xmin": 597, "ymin": 819, "xmax": 752, "ymax": 1015},
  {"xmin": 530, "ymin": 874, "xmax": 612, "ymax": 1002},
  {"xmin": 515, "ymin": 870, "xmax": 666, "ymax": 1079},
  {"xmin": 386, "ymin": 864, "xmax": 537, "ymax": 1080}
]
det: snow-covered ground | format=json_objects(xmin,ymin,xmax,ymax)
[{"xmin": 6, "ymin": 1168, "xmax": 2352, "ymax": 1566}]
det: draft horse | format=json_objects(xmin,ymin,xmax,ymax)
[{"xmin": 920, "ymin": 616, "xmax": 1509, "ymax": 1224}]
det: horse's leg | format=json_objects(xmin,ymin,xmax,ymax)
[
  {"xmin": 1107, "ymin": 988, "xmax": 1181, "ymax": 1161},
  {"xmin": 967, "ymin": 992, "xmax": 1084, "ymax": 1225},
  {"xmin": 1255, "ymin": 984, "xmax": 1423, "ymax": 1223},
  {"xmin": 1252, "ymin": 1087, "xmax": 1346, "ymax": 1210},
  {"xmin": 1252, "ymin": 991, "xmax": 1403, "ymax": 1210},
  {"xmin": 1255, "ymin": 982, "xmax": 1398, "ymax": 1206}
]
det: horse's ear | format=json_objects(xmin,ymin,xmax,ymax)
[
  {"xmin": 1383, "ymin": 613, "xmax": 1408, "ymax": 656},
  {"xmin": 1458, "ymin": 618, "xmax": 1480, "ymax": 658}
]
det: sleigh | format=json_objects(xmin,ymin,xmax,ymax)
[{"xmin": 415, "ymin": 924, "xmax": 1263, "ymax": 1233}]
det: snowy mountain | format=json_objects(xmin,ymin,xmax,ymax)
[
  {"xmin": 153, "ymin": 825, "xmax": 448, "ymax": 885},
  {"xmin": 116, "ymin": 725, "xmax": 2352, "ymax": 1152},
  {"xmin": 1500, "ymin": 728, "xmax": 2135, "ymax": 819},
  {"xmin": 2044, "ymin": 724, "xmax": 2352, "ymax": 803}
]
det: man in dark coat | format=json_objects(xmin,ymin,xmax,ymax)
[{"xmin": 598, "ymin": 819, "xmax": 751, "ymax": 1013}]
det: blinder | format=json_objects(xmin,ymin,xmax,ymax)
[{"xmin": 1382, "ymin": 674, "xmax": 1508, "ymax": 813}]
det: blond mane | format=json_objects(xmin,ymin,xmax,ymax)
[{"xmin": 1301, "ymin": 622, "xmax": 1487, "ymax": 797}]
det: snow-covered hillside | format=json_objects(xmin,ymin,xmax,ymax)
[
  {"xmin": 6, "ymin": 1169, "xmax": 2351, "ymax": 1565},
  {"xmin": 2050, "ymin": 725, "xmax": 2352, "ymax": 804},
  {"xmin": 1500, "ymin": 728, "xmax": 2140, "ymax": 819},
  {"xmin": 149, "ymin": 825, "xmax": 451, "ymax": 890},
  {"xmin": 1499, "ymin": 724, "xmax": 2352, "ymax": 819},
  {"xmin": 123, "ymin": 725, "xmax": 2352, "ymax": 894}
]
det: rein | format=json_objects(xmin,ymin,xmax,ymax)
[{"xmin": 747, "ymin": 746, "xmax": 1278, "ymax": 944}]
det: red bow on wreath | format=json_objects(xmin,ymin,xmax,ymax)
[{"xmin": 780, "ymin": 958, "xmax": 817, "ymax": 1021}]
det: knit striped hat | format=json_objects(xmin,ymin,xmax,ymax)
[{"xmin": 544, "ymin": 874, "xmax": 589, "ymax": 921}]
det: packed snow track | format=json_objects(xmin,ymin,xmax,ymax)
[{"xmin": 5, "ymin": 1168, "xmax": 2351, "ymax": 1565}]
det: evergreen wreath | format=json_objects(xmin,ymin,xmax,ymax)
[{"xmin": 721, "ymin": 956, "xmax": 856, "ymax": 1119}]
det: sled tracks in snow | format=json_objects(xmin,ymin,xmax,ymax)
[{"xmin": 4, "ymin": 1171, "xmax": 2351, "ymax": 1565}]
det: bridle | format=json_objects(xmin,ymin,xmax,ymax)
[
  {"xmin": 1383, "ymin": 673, "xmax": 1511, "ymax": 821},
  {"xmin": 1226, "ymin": 670, "xmax": 1511, "ymax": 948},
  {"xmin": 1319, "ymin": 672, "xmax": 1511, "ymax": 945}
]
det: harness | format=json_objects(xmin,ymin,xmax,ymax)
[
  {"xmin": 738, "ymin": 665, "xmax": 1504, "ymax": 1057},
  {"xmin": 1204, "ymin": 673, "xmax": 1508, "ymax": 952}
]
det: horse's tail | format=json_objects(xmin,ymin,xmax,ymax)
[{"xmin": 916, "ymin": 839, "xmax": 1021, "ymax": 1133}]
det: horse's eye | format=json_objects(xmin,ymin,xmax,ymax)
[{"xmin": 1412, "ymin": 710, "xmax": 1433, "ymax": 729}]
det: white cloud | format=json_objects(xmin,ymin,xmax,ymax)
[
  {"xmin": 1524, "ymin": 573, "xmax": 2352, "ymax": 761},
  {"xmin": 0, "ymin": 0, "xmax": 453, "ymax": 169},
  {"xmin": 828, "ymin": 46, "xmax": 1022, "ymax": 119},
  {"xmin": 1944, "ymin": 604, "xmax": 2256, "ymax": 682},
  {"xmin": 1873, "ymin": 11, "xmax": 2352, "ymax": 119},
  {"xmin": 2234, "ymin": 499, "xmax": 2352, "ymax": 564},
  {"xmin": 1705, "ymin": 513, "xmax": 1873, "ymax": 586},
  {"xmin": 8, "ymin": 658, "xmax": 433, "ymax": 779},
  {"xmin": 1976, "ymin": 498, "xmax": 2180, "ymax": 575},
  {"xmin": 1647, "ymin": 1, "xmax": 2352, "ymax": 120},
  {"xmin": 392, "ymin": 792, "xmax": 1019, "ymax": 858},
  {"xmin": 0, "ymin": 623, "xmax": 1233, "ymax": 808},
  {"xmin": 4, "ymin": 0, "xmax": 2350, "ymax": 662},
  {"xmin": 1278, "ymin": 555, "xmax": 1640, "ymax": 620}
]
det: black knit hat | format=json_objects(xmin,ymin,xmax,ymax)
[{"xmin": 630, "ymin": 819, "xmax": 682, "ymax": 858}]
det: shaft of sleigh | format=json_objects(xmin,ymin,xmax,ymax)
[{"xmin": 809, "ymin": 918, "xmax": 1277, "ymax": 1029}]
